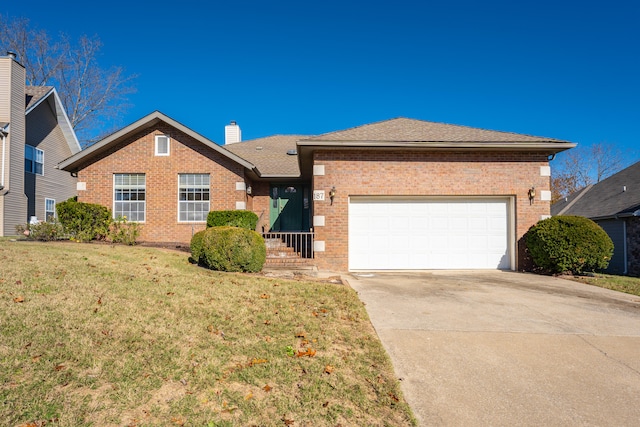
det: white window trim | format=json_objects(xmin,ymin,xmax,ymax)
[
  {"xmin": 25, "ymin": 145, "xmax": 44, "ymax": 176},
  {"xmin": 155, "ymin": 135, "xmax": 170, "ymax": 156},
  {"xmin": 113, "ymin": 173, "xmax": 146, "ymax": 223},
  {"xmin": 45, "ymin": 198, "xmax": 55, "ymax": 221},
  {"xmin": 177, "ymin": 173, "xmax": 210, "ymax": 223}
]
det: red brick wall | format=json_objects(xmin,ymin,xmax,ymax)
[
  {"xmin": 311, "ymin": 150, "xmax": 551, "ymax": 271},
  {"xmin": 76, "ymin": 123, "xmax": 248, "ymax": 244}
]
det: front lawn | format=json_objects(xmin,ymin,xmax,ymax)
[
  {"xmin": 568, "ymin": 272, "xmax": 640, "ymax": 297},
  {"xmin": 0, "ymin": 241, "xmax": 415, "ymax": 426}
]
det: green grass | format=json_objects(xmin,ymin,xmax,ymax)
[
  {"xmin": 0, "ymin": 240, "xmax": 416, "ymax": 426},
  {"xmin": 568, "ymin": 272, "xmax": 640, "ymax": 297}
]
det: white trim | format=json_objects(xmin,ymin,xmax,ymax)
[
  {"xmin": 540, "ymin": 165, "xmax": 551, "ymax": 177},
  {"xmin": 155, "ymin": 135, "xmax": 170, "ymax": 156},
  {"xmin": 45, "ymin": 198, "xmax": 56, "ymax": 221},
  {"xmin": 113, "ymin": 173, "xmax": 146, "ymax": 222},
  {"xmin": 313, "ymin": 165, "xmax": 325, "ymax": 176},
  {"xmin": 313, "ymin": 215, "xmax": 325, "ymax": 227},
  {"xmin": 177, "ymin": 173, "xmax": 210, "ymax": 223}
]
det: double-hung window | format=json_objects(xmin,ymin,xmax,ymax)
[
  {"xmin": 178, "ymin": 174, "xmax": 210, "ymax": 222},
  {"xmin": 45, "ymin": 198, "xmax": 56, "ymax": 222},
  {"xmin": 25, "ymin": 145, "xmax": 44, "ymax": 175},
  {"xmin": 114, "ymin": 173, "xmax": 146, "ymax": 221}
]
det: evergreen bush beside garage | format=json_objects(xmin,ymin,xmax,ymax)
[{"xmin": 525, "ymin": 216, "xmax": 614, "ymax": 274}]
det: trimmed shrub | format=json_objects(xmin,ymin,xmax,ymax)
[
  {"xmin": 525, "ymin": 216, "xmax": 614, "ymax": 274},
  {"xmin": 190, "ymin": 229, "xmax": 207, "ymax": 264},
  {"xmin": 56, "ymin": 197, "xmax": 112, "ymax": 242},
  {"xmin": 207, "ymin": 210, "xmax": 259, "ymax": 230},
  {"xmin": 193, "ymin": 226, "xmax": 266, "ymax": 272}
]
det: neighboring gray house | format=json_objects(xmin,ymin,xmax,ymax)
[
  {"xmin": 0, "ymin": 52, "xmax": 80, "ymax": 236},
  {"xmin": 552, "ymin": 161, "xmax": 640, "ymax": 276}
]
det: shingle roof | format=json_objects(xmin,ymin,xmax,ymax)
[
  {"xmin": 303, "ymin": 117, "xmax": 570, "ymax": 143},
  {"xmin": 25, "ymin": 86, "xmax": 53, "ymax": 111},
  {"xmin": 225, "ymin": 135, "xmax": 310, "ymax": 177},
  {"xmin": 552, "ymin": 161, "xmax": 640, "ymax": 219}
]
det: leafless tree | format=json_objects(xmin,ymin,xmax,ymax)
[
  {"xmin": 0, "ymin": 15, "xmax": 136, "ymax": 146},
  {"xmin": 551, "ymin": 142, "xmax": 627, "ymax": 202}
]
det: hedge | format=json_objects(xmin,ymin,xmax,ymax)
[
  {"xmin": 525, "ymin": 215, "xmax": 614, "ymax": 274},
  {"xmin": 207, "ymin": 210, "xmax": 259, "ymax": 230}
]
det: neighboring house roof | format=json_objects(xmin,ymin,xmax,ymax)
[
  {"xmin": 552, "ymin": 161, "xmax": 640, "ymax": 219},
  {"xmin": 25, "ymin": 86, "xmax": 81, "ymax": 155},
  {"xmin": 225, "ymin": 135, "xmax": 310, "ymax": 178},
  {"xmin": 58, "ymin": 111, "xmax": 256, "ymax": 174}
]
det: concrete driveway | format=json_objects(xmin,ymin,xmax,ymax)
[{"xmin": 346, "ymin": 271, "xmax": 640, "ymax": 426}]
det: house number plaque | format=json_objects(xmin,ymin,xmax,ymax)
[{"xmin": 313, "ymin": 190, "xmax": 325, "ymax": 201}]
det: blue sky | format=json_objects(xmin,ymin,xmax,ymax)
[{"xmin": 3, "ymin": 1, "xmax": 639, "ymax": 164}]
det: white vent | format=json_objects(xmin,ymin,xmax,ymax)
[{"xmin": 225, "ymin": 121, "xmax": 241, "ymax": 145}]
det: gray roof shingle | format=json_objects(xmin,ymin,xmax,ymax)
[
  {"xmin": 552, "ymin": 161, "xmax": 640, "ymax": 218},
  {"xmin": 25, "ymin": 86, "xmax": 53, "ymax": 111}
]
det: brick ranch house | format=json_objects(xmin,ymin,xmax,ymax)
[{"xmin": 58, "ymin": 111, "xmax": 575, "ymax": 271}]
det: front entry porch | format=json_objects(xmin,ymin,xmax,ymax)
[{"xmin": 264, "ymin": 183, "xmax": 314, "ymax": 267}]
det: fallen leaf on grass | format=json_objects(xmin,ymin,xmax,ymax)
[
  {"xmin": 249, "ymin": 358, "xmax": 268, "ymax": 366},
  {"xmin": 31, "ymin": 355, "xmax": 42, "ymax": 363},
  {"xmin": 170, "ymin": 417, "xmax": 184, "ymax": 426},
  {"xmin": 260, "ymin": 293, "xmax": 270, "ymax": 299},
  {"xmin": 263, "ymin": 320, "xmax": 271, "ymax": 325},
  {"xmin": 245, "ymin": 391, "xmax": 253, "ymax": 400},
  {"xmin": 388, "ymin": 392, "xmax": 400, "ymax": 402},
  {"xmin": 54, "ymin": 364, "xmax": 65, "ymax": 371},
  {"xmin": 15, "ymin": 280, "xmax": 22, "ymax": 285},
  {"xmin": 322, "ymin": 401, "xmax": 329, "ymax": 407},
  {"xmin": 296, "ymin": 347, "xmax": 316, "ymax": 358},
  {"xmin": 294, "ymin": 331, "xmax": 306, "ymax": 338},
  {"xmin": 13, "ymin": 296, "xmax": 24, "ymax": 303},
  {"xmin": 282, "ymin": 418, "xmax": 295, "ymax": 425},
  {"xmin": 324, "ymin": 365, "xmax": 334, "ymax": 374},
  {"xmin": 263, "ymin": 384, "xmax": 272, "ymax": 392}
]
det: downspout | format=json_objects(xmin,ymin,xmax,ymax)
[
  {"xmin": 623, "ymin": 220, "xmax": 628, "ymax": 275},
  {"xmin": 0, "ymin": 123, "xmax": 8, "ymax": 193}
]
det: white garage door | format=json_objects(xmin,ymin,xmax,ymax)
[{"xmin": 348, "ymin": 197, "xmax": 511, "ymax": 270}]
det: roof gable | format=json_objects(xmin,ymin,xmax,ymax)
[
  {"xmin": 26, "ymin": 86, "xmax": 81, "ymax": 155},
  {"xmin": 553, "ymin": 161, "xmax": 640, "ymax": 219},
  {"xmin": 58, "ymin": 111, "xmax": 256, "ymax": 173}
]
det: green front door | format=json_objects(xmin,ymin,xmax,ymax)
[{"xmin": 270, "ymin": 185, "xmax": 304, "ymax": 231}]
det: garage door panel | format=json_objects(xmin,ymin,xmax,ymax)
[{"xmin": 349, "ymin": 198, "xmax": 510, "ymax": 270}]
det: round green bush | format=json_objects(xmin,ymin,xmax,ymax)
[
  {"xmin": 192, "ymin": 226, "xmax": 266, "ymax": 273},
  {"xmin": 190, "ymin": 229, "xmax": 207, "ymax": 264},
  {"xmin": 525, "ymin": 216, "xmax": 613, "ymax": 274}
]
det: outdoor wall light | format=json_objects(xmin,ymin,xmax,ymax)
[
  {"xmin": 246, "ymin": 186, "xmax": 252, "ymax": 195},
  {"xmin": 528, "ymin": 186, "xmax": 536, "ymax": 205},
  {"xmin": 329, "ymin": 186, "xmax": 336, "ymax": 205}
]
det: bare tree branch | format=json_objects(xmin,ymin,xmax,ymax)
[
  {"xmin": 0, "ymin": 15, "xmax": 136, "ymax": 146},
  {"xmin": 551, "ymin": 142, "xmax": 628, "ymax": 202}
]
